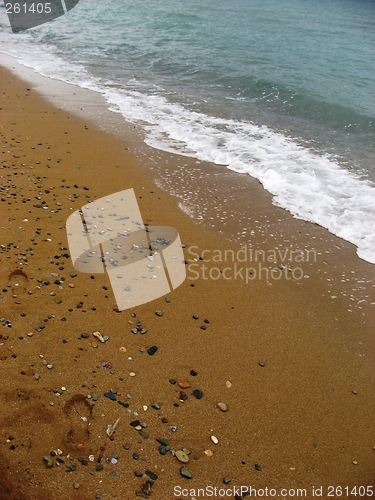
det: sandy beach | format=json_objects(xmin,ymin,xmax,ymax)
[{"xmin": 0, "ymin": 62, "xmax": 374, "ymax": 500}]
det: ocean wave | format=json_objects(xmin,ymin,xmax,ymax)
[{"xmin": 0, "ymin": 23, "xmax": 374, "ymax": 264}]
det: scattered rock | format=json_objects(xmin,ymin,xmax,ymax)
[
  {"xmin": 93, "ymin": 331, "xmax": 106, "ymax": 343},
  {"xmin": 175, "ymin": 450, "xmax": 189, "ymax": 463},
  {"xmin": 210, "ymin": 435, "xmax": 219, "ymax": 445},
  {"xmin": 178, "ymin": 379, "xmax": 191, "ymax": 389},
  {"xmin": 217, "ymin": 402, "xmax": 228, "ymax": 412},
  {"xmin": 180, "ymin": 467, "xmax": 192, "ymax": 479},
  {"xmin": 147, "ymin": 345, "xmax": 158, "ymax": 356},
  {"xmin": 192, "ymin": 389, "xmax": 203, "ymax": 399}
]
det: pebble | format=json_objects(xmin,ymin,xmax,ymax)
[
  {"xmin": 223, "ymin": 477, "xmax": 232, "ymax": 484},
  {"xmin": 225, "ymin": 380, "xmax": 232, "ymax": 388},
  {"xmin": 175, "ymin": 450, "xmax": 189, "ymax": 463},
  {"xmin": 155, "ymin": 310, "xmax": 163, "ymax": 317},
  {"xmin": 204, "ymin": 450, "xmax": 213, "ymax": 457},
  {"xmin": 119, "ymin": 346, "xmax": 127, "ymax": 352},
  {"xmin": 93, "ymin": 331, "xmax": 106, "ymax": 343},
  {"xmin": 43, "ymin": 456, "xmax": 53, "ymax": 468},
  {"xmin": 146, "ymin": 470, "xmax": 158, "ymax": 480},
  {"xmin": 178, "ymin": 379, "xmax": 191, "ymax": 389},
  {"xmin": 147, "ymin": 345, "xmax": 158, "ymax": 356},
  {"xmin": 104, "ymin": 392, "xmax": 117, "ymax": 401},
  {"xmin": 352, "ymin": 390, "xmax": 358, "ymax": 395},
  {"xmin": 217, "ymin": 402, "xmax": 228, "ymax": 412},
  {"xmin": 210, "ymin": 435, "xmax": 219, "ymax": 445},
  {"xmin": 259, "ymin": 362, "xmax": 266, "ymax": 367},
  {"xmin": 156, "ymin": 437, "xmax": 169, "ymax": 446},
  {"xmin": 254, "ymin": 463, "xmax": 262, "ymax": 471},
  {"xmin": 151, "ymin": 402, "xmax": 161, "ymax": 410},
  {"xmin": 192, "ymin": 389, "xmax": 203, "ymax": 399},
  {"xmin": 180, "ymin": 467, "xmax": 192, "ymax": 479}
]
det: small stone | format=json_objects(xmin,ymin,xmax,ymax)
[
  {"xmin": 175, "ymin": 450, "xmax": 189, "ymax": 463},
  {"xmin": 352, "ymin": 390, "xmax": 358, "ymax": 395},
  {"xmin": 225, "ymin": 380, "xmax": 232, "ymax": 388},
  {"xmin": 180, "ymin": 467, "xmax": 192, "ymax": 479},
  {"xmin": 95, "ymin": 465, "xmax": 103, "ymax": 472},
  {"xmin": 190, "ymin": 370, "xmax": 198, "ymax": 376},
  {"xmin": 259, "ymin": 362, "xmax": 266, "ymax": 367},
  {"xmin": 93, "ymin": 331, "xmax": 105, "ymax": 343},
  {"xmin": 223, "ymin": 477, "xmax": 232, "ymax": 484},
  {"xmin": 151, "ymin": 402, "xmax": 161, "ymax": 410},
  {"xmin": 254, "ymin": 463, "xmax": 262, "ymax": 471},
  {"xmin": 352, "ymin": 460, "xmax": 358, "ymax": 465},
  {"xmin": 74, "ymin": 483, "xmax": 80, "ymax": 489},
  {"xmin": 119, "ymin": 346, "xmax": 127, "ymax": 352},
  {"xmin": 156, "ymin": 437, "xmax": 169, "ymax": 446},
  {"xmin": 204, "ymin": 449, "xmax": 213, "ymax": 457},
  {"xmin": 145, "ymin": 470, "xmax": 158, "ymax": 480},
  {"xmin": 129, "ymin": 372, "xmax": 136, "ymax": 377},
  {"xmin": 192, "ymin": 314, "xmax": 199, "ymax": 320},
  {"xmin": 178, "ymin": 379, "xmax": 191, "ymax": 389},
  {"xmin": 34, "ymin": 373, "xmax": 40, "ymax": 380},
  {"xmin": 192, "ymin": 389, "xmax": 203, "ymax": 399},
  {"xmin": 210, "ymin": 435, "xmax": 219, "ymax": 445},
  {"xmin": 155, "ymin": 310, "xmax": 163, "ymax": 317},
  {"xmin": 104, "ymin": 392, "xmax": 117, "ymax": 401},
  {"xmin": 43, "ymin": 456, "xmax": 53, "ymax": 468},
  {"xmin": 147, "ymin": 345, "xmax": 158, "ymax": 356},
  {"xmin": 217, "ymin": 402, "xmax": 228, "ymax": 412}
]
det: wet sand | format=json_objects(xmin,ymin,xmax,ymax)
[{"xmin": 0, "ymin": 64, "xmax": 374, "ymax": 500}]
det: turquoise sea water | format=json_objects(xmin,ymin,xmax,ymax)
[{"xmin": 0, "ymin": 0, "xmax": 374, "ymax": 262}]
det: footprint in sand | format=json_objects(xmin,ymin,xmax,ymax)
[
  {"xmin": 63, "ymin": 394, "xmax": 93, "ymax": 448},
  {"xmin": 8, "ymin": 269, "xmax": 28, "ymax": 296}
]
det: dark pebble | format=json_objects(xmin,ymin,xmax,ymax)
[
  {"xmin": 145, "ymin": 470, "xmax": 158, "ymax": 480},
  {"xmin": 190, "ymin": 370, "xmax": 198, "ymax": 376},
  {"xmin": 147, "ymin": 345, "xmax": 158, "ymax": 356},
  {"xmin": 134, "ymin": 471, "xmax": 143, "ymax": 477},
  {"xmin": 192, "ymin": 314, "xmax": 199, "ymax": 320},
  {"xmin": 200, "ymin": 325, "xmax": 206, "ymax": 330},
  {"xmin": 254, "ymin": 463, "xmax": 262, "ymax": 471},
  {"xmin": 130, "ymin": 420, "xmax": 140, "ymax": 427},
  {"xmin": 259, "ymin": 362, "xmax": 266, "ymax": 367},
  {"xmin": 104, "ymin": 392, "xmax": 117, "ymax": 401},
  {"xmin": 192, "ymin": 389, "xmax": 203, "ymax": 399},
  {"xmin": 95, "ymin": 465, "xmax": 103, "ymax": 472},
  {"xmin": 169, "ymin": 379, "xmax": 176, "ymax": 385},
  {"xmin": 132, "ymin": 453, "xmax": 139, "ymax": 460}
]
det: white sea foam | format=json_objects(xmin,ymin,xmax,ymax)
[{"xmin": 0, "ymin": 27, "xmax": 374, "ymax": 264}]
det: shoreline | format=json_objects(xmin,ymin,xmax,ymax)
[{"xmin": 0, "ymin": 62, "xmax": 374, "ymax": 499}]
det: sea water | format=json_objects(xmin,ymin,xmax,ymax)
[{"xmin": 0, "ymin": 0, "xmax": 374, "ymax": 262}]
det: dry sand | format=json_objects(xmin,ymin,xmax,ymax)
[{"xmin": 0, "ymin": 65, "xmax": 374, "ymax": 499}]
